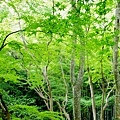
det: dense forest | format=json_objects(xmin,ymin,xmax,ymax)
[{"xmin": 0, "ymin": 0, "xmax": 120, "ymax": 120}]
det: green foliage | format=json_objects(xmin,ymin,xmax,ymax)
[
  {"xmin": 8, "ymin": 41, "xmax": 23, "ymax": 50},
  {"xmin": 10, "ymin": 105, "xmax": 64, "ymax": 120},
  {"xmin": 0, "ymin": 4, "xmax": 9, "ymax": 23},
  {"xmin": 0, "ymin": 0, "xmax": 116, "ymax": 119}
]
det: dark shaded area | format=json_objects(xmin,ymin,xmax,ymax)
[{"xmin": 0, "ymin": 94, "xmax": 10, "ymax": 120}]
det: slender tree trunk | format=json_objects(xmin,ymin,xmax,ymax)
[
  {"xmin": 59, "ymin": 57, "xmax": 70, "ymax": 120},
  {"xmin": 113, "ymin": 2, "xmax": 120, "ymax": 120},
  {"xmin": 71, "ymin": 40, "xmax": 85, "ymax": 120},
  {"xmin": 70, "ymin": 53, "xmax": 75, "ymax": 118},
  {"xmin": 87, "ymin": 66, "xmax": 96, "ymax": 120},
  {"xmin": 90, "ymin": 77, "xmax": 96, "ymax": 120},
  {"xmin": 100, "ymin": 89, "xmax": 105, "ymax": 120},
  {"xmin": 42, "ymin": 66, "xmax": 53, "ymax": 111},
  {"xmin": 73, "ymin": 53, "xmax": 85, "ymax": 120},
  {"xmin": 100, "ymin": 59, "xmax": 105, "ymax": 120},
  {"xmin": 56, "ymin": 102, "xmax": 70, "ymax": 120},
  {"xmin": 73, "ymin": 83, "xmax": 81, "ymax": 120},
  {"xmin": 70, "ymin": 1, "xmax": 85, "ymax": 120}
]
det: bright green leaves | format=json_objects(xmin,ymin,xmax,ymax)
[
  {"xmin": 0, "ymin": 5, "xmax": 9, "ymax": 23},
  {"xmin": 0, "ymin": 49, "xmax": 21, "ymax": 83},
  {"xmin": 10, "ymin": 105, "xmax": 64, "ymax": 120},
  {"xmin": 41, "ymin": 15, "xmax": 68, "ymax": 35},
  {"xmin": 28, "ymin": 68, "xmax": 42, "ymax": 88},
  {"xmin": 0, "ymin": 0, "xmax": 116, "ymax": 119}
]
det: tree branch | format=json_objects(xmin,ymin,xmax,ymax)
[{"xmin": 0, "ymin": 29, "xmax": 25, "ymax": 51}]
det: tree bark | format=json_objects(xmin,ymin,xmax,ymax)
[
  {"xmin": 42, "ymin": 66, "xmax": 53, "ymax": 111},
  {"xmin": 113, "ymin": 2, "xmax": 120, "ymax": 120},
  {"xmin": 72, "ymin": 62, "xmax": 84, "ymax": 120},
  {"xmin": 100, "ymin": 59, "xmax": 105, "ymax": 120},
  {"xmin": 71, "ymin": 41, "xmax": 85, "ymax": 120},
  {"xmin": 70, "ymin": 1, "xmax": 85, "ymax": 120},
  {"xmin": 87, "ymin": 66, "xmax": 96, "ymax": 120}
]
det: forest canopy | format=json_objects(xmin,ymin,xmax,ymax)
[{"xmin": 0, "ymin": 0, "xmax": 120, "ymax": 120}]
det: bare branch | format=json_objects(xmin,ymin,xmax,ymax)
[
  {"xmin": 60, "ymin": 56, "xmax": 68, "ymax": 108},
  {"xmin": 103, "ymin": 86, "xmax": 115, "ymax": 111},
  {"xmin": 0, "ymin": 30, "xmax": 25, "ymax": 51}
]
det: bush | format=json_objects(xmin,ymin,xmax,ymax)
[{"xmin": 10, "ymin": 105, "xmax": 64, "ymax": 120}]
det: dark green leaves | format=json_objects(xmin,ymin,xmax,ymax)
[{"xmin": 8, "ymin": 41, "xmax": 23, "ymax": 50}]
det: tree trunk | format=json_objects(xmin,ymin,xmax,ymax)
[
  {"xmin": 71, "ymin": 41, "xmax": 85, "ymax": 120},
  {"xmin": 70, "ymin": 1, "xmax": 85, "ymax": 120},
  {"xmin": 42, "ymin": 66, "xmax": 53, "ymax": 111},
  {"xmin": 0, "ymin": 94, "xmax": 10, "ymax": 120},
  {"xmin": 89, "ymin": 77, "xmax": 96, "ymax": 120},
  {"xmin": 86, "ymin": 52, "xmax": 96, "ymax": 120},
  {"xmin": 73, "ymin": 55, "xmax": 85, "ymax": 120},
  {"xmin": 113, "ymin": 2, "xmax": 120, "ymax": 120},
  {"xmin": 100, "ymin": 90, "xmax": 105, "ymax": 120},
  {"xmin": 100, "ymin": 59, "xmax": 105, "ymax": 120},
  {"xmin": 87, "ymin": 66, "xmax": 96, "ymax": 120},
  {"xmin": 73, "ymin": 83, "xmax": 81, "ymax": 120}
]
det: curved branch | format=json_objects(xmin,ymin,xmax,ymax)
[{"xmin": 0, "ymin": 29, "xmax": 25, "ymax": 51}]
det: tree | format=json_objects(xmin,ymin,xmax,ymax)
[
  {"xmin": 113, "ymin": 1, "xmax": 120, "ymax": 120},
  {"xmin": 70, "ymin": 0, "xmax": 89, "ymax": 119},
  {"xmin": 0, "ymin": 0, "xmax": 117, "ymax": 120}
]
